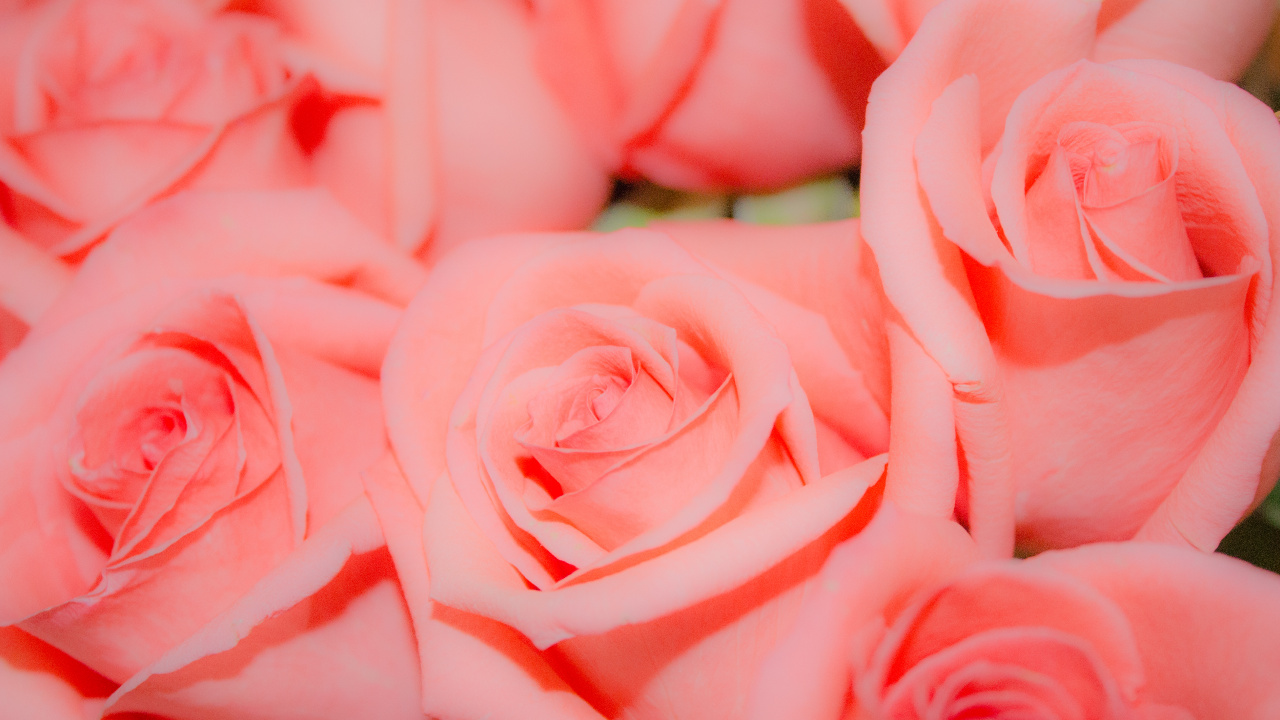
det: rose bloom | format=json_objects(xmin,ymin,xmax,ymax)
[
  {"xmin": 255, "ymin": 0, "xmax": 612, "ymax": 262},
  {"xmin": 0, "ymin": 0, "xmax": 319, "ymax": 258},
  {"xmin": 365, "ymin": 220, "xmax": 892, "ymax": 719},
  {"xmin": 858, "ymin": 0, "xmax": 1280, "ymax": 554},
  {"xmin": 747, "ymin": 504, "xmax": 1280, "ymax": 719},
  {"xmin": 0, "ymin": 189, "xmax": 426, "ymax": 719}
]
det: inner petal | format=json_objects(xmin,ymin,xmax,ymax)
[
  {"xmin": 1061, "ymin": 121, "xmax": 1201, "ymax": 282},
  {"xmin": 1023, "ymin": 144, "xmax": 1095, "ymax": 280},
  {"xmin": 69, "ymin": 347, "xmax": 231, "ymax": 508}
]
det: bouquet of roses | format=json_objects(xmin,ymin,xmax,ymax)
[{"xmin": 4, "ymin": 0, "xmax": 1280, "ymax": 718}]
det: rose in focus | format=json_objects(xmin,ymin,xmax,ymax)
[
  {"xmin": 0, "ymin": 191, "xmax": 426, "ymax": 719},
  {"xmin": 860, "ymin": 0, "xmax": 1280, "ymax": 552},
  {"xmin": 368, "ymin": 221, "xmax": 892, "ymax": 719},
  {"xmin": 0, "ymin": 0, "xmax": 312, "ymax": 257}
]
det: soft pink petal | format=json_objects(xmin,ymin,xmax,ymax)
[
  {"xmin": 627, "ymin": 0, "xmax": 866, "ymax": 190},
  {"xmin": 0, "ymin": 628, "xmax": 114, "ymax": 720},
  {"xmin": 103, "ymin": 497, "xmax": 422, "ymax": 720},
  {"xmin": 860, "ymin": 0, "xmax": 1097, "ymax": 384},
  {"xmin": 746, "ymin": 502, "xmax": 978, "ymax": 720},
  {"xmin": 1093, "ymin": 0, "xmax": 1277, "ymax": 80},
  {"xmin": 43, "ymin": 188, "xmax": 425, "ymax": 327},
  {"xmin": 423, "ymin": 0, "xmax": 610, "ymax": 261},
  {"xmin": 427, "ymin": 452, "xmax": 883, "ymax": 650},
  {"xmin": 0, "ymin": 222, "xmax": 70, "ymax": 325},
  {"xmin": 1116, "ymin": 60, "xmax": 1280, "ymax": 549},
  {"xmin": 257, "ymin": 0, "xmax": 388, "ymax": 86},
  {"xmin": 382, "ymin": 232, "xmax": 570, "ymax": 508},
  {"xmin": 1036, "ymin": 543, "xmax": 1280, "ymax": 716},
  {"xmin": 655, "ymin": 218, "xmax": 891, "ymax": 418}
]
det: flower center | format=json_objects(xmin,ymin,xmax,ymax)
[{"xmin": 1023, "ymin": 120, "xmax": 1201, "ymax": 283}]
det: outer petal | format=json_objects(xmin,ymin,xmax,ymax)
[
  {"xmin": 1118, "ymin": 60, "xmax": 1280, "ymax": 549},
  {"xmin": 0, "ymin": 628, "xmax": 114, "ymax": 720},
  {"xmin": 362, "ymin": 455, "xmax": 606, "ymax": 720},
  {"xmin": 1093, "ymin": 0, "xmax": 1278, "ymax": 81},
  {"xmin": 103, "ymin": 497, "xmax": 423, "ymax": 720},
  {"xmin": 426, "ymin": 453, "xmax": 883, "ymax": 649},
  {"xmin": 41, "ymin": 188, "xmax": 426, "ymax": 327},
  {"xmin": 745, "ymin": 502, "xmax": 978, "ymax": 720},
  {"xmin": 626, "ymin": 0, "xmax": 872, "ymax": 190},
  {"xmin": 0, "ymin": 222, "xmax": 70, "ymax": 327},
  {"xmin": 860, "ymin": 1, "xmax": 1099, "ymax": 552},
  {"xmin": 417, "ymin": 0, "xmax": 611, "ymax": 261},
  {"xmin": 861, "ymin": 0, "xmax": 1098, "ymax": 386},
  {"xmin": 1035, "ymin": 543, "xmax": 1280, "ymax": 717},
  {"xmin": 653, "ymin": 219, "xmax": 890, "ymax": 415}
]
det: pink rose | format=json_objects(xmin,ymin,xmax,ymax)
[
  {"xmin": 367, "ymin": 221, "xmax": 891, "ymax": 719},
  {"xmin": 0, "ymin": 0, "xmax": 312, "ymax": 257},
  {"xmin": 531, "ymin": 0, "xmax": 883, "ymax": 191},
  {"xmin": 859, "ymin": 0, "xmax": 1280, "ymax": 553},
  {"xmin": 266, "ymin": 0, "xmax": 612, "ymax": 262},
  {"xmin": 0, "ymin": 190, "xmax": 425, "ymax": 719},
  {"xmin": 749, "ymin": 509, "xmax": 1280, "ymax": 719},
  {"xmin": 839, "ymin": 0, "xmax": 1277, "ymax": 80}
]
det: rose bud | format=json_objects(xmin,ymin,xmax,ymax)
[
  {"xmin": 858, "ymin": 0, "xmax": 1280, "ymax": 554},
  {"xmin": 365, "ymin": 221, "xmax": 892, "ymax": 719},
  {"xmin": 749, "ymin": 518, "xmax": 1280, "ymax": 719},
  {"xmin": 0, "ymin": 189, "xmax": 427, "ymax": 719}
]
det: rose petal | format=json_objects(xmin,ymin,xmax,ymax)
[
  {"xmin": 1114, "ymin": 59, "xmax": 1280, "ymax": 549},
  {"xmin": 745, "ymin": 502, "xmax": 978, "ymax": 720},
  {"xmin": 1035, "ymin": 543, "xmax": 1280, "ymax": 716},
  {"xmin": 863, "ymin": 565, "xmax": 1146, "ymax": 713},
  {"xmin": 1093, "ymin": 0, "xmax": 1278, "ymax": 80},
  {"xmin": 426, "ymin": 453, "xmax": 883, "ymax": 649},
  {"xmin": 103, "ymin": 497, "xmax": 422, "ymax": 720}
]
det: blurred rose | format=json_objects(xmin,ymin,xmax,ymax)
[
  {"xmin": 0, "ymin": 190, "xmax": 426, "ymax": 719},
  {"xmin": 0, "ymin": 0, "xmax": 317, "ymax": 257},
  {"xmin": 367, "ymin": 221, "xmax": 891, "ymax": 719},
  {"xmin": 749, "ymin": 517, "xmax": 1280, "ymax": 719},
  {"xmin": 839, "ymin": 0, "xmax": 1278, "ymax": 80},
  {"xmin": 255, "ymin": 0, "xmax": 611, "ymax": 263},
  {"xmin": 859, "ymin": 0, "xmax": 1280, "ymax": 553},
  {"xmin": 531, "ymin": 0, "xmax": 883, "ymax": 191}
]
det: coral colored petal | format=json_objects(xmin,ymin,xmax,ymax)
[
  {"xmin": 861, "ymin": 0, "xmax": 1099, "ymax": 389},
  {"xmin": 746, "ymin": 502, "xmax": 977, "ymax": 720},
  {"xmin": 428, "ymin": 454, "xmax": 883, "ymax": 649},
  {"xmin": 382, "ymin": 232, "xmax": 571, "ymax": 504},
  {"xmin": 104, "ymin": 497, "xmax": 422, "ymax": 720},
  {"xmin": 1093, "ymin": 0, "xmax": 1278, "ymax": 80},
  {"xmin": 1036, "ymin": 543, "xmax": 1280, "ymax": 716},
  {"xmin": 1117, "ymin": 60, "xmax": 1280, "ymax": 549}
]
